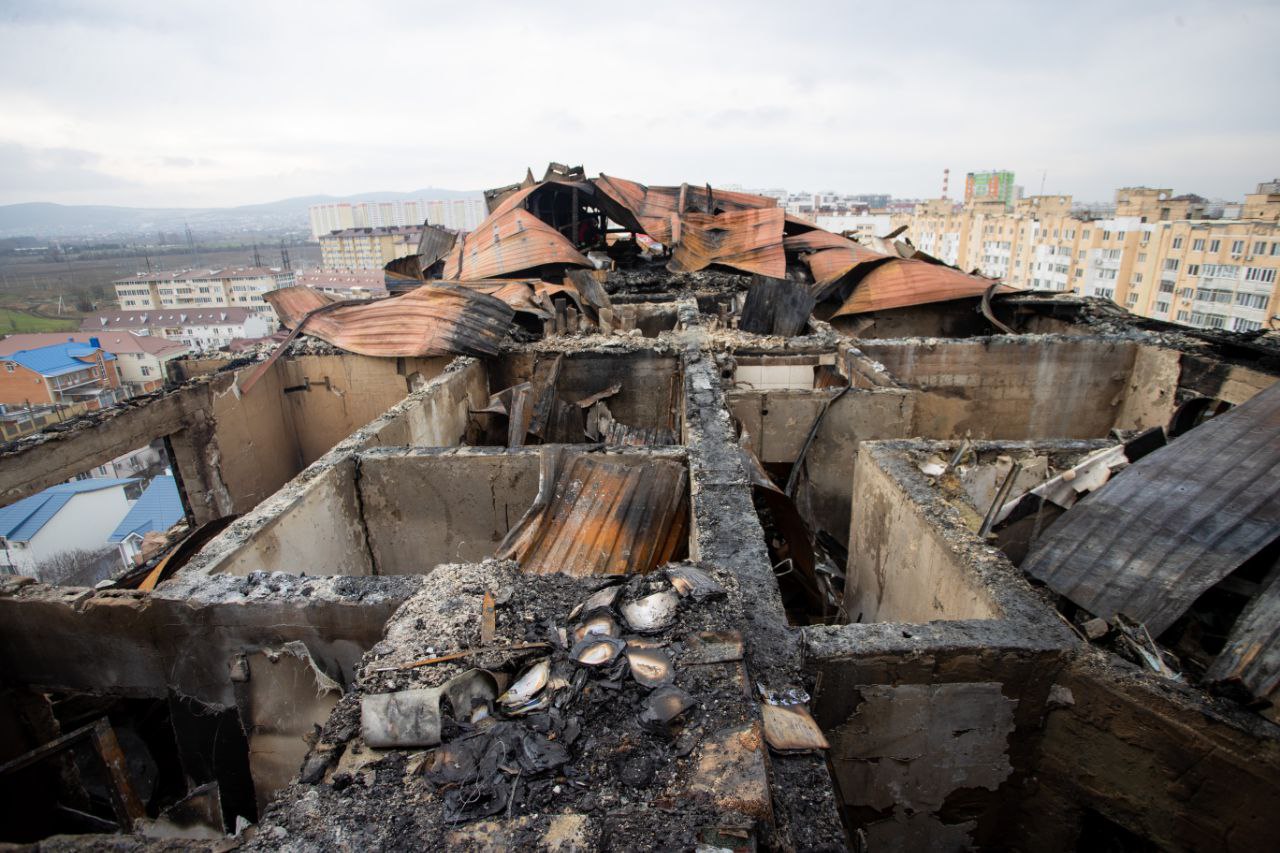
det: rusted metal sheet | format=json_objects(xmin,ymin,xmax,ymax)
[
  {"xmin": 442, "ymin": 208, "xmax": 591, "ymax": 280},
  {"xmin": 497, "ymin": 449, "xmax": 688, "ymax": 576},
  {"xmin": 1022, "ymin": 378, "xmax": 1280, "ymax": 636},
  {"xmin": 264, "ymin": 283, "xmax": 514, "ymax": 358},
  {"xmin": 593, "ymin": 174, "xmax": 775, "ymax": 245},
  {"xmin": 668, "ymin": 207, "xmax": 786, "ymax": 278},
  {"xmin": 831, "ymin": 259, "xmax": 1015, "ymax": 317}
]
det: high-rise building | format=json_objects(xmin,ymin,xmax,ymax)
[
  {"xmin": 310, "ymin": 198, "xmax": 486, "ymax": 239},
  {"xmin": 895, "ymin": 182, "xmax": 1280, "ymax": 334},
  {"xmin": 964, "ymin": 170, "xmax": 1016, "ymax": 206}
]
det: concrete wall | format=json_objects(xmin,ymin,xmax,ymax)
[
  {"xmin": 358, "ymin": 449, "xmax": 543, "ymax": 574},
  {"xmin": 276, "ymin": 354, "xmax": 453, "ymax": 465},
  {"xmin": 728, "ymin": 387, "xmax": 916, "ymax": 546},
  {"xmin": 1011, "ymin": 656, "xmax": 1280, "ymax": 852},
  {"xmin": 0, "ymin": 574, "xmax": 414, "ymax": 709},
  {"xmin": 807, "ymin": 629, "xmax": 1065, "ymax": 852},
  {"xmin": 845, "ymin": 444, "xmax": 1000, "ymax": 623},
  {"xmin": 859, "ymin": 338, "xmax": 1142, "ymax": 439}
]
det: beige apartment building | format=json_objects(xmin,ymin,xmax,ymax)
[
  {"xmin": 113, "ymin": 267, "xmax": 295, "ymax": 321},
  {"xmin": 894, "ymin": 180, "xmax": 1280, "ymax": 333},
  {"xmin": 318, "ymin": 225, "xmax": 424, "ymax": 270}
]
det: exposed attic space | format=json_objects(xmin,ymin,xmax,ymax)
[{"xmin": 1, "ymin": 165, "xmax": 1280, "ymax": 850}]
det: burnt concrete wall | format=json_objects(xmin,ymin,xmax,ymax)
[
  {"xmin": 180, "ymin": 360, "xmax": 489, "ymax": 580},
  {"xmin": 358, "ymin": 449, "xmax": 543, "ymax": 574},
  {"xmin": 276, "ymin": 354, "xmax": 454, "ymax": 465},
  {"xmin": 728, "ymin": 387, "xmax": 915, "ymax": 547},
  {"xmin": 1010, "ymin": 656, "xmax": 1280, "ymax": 852},
  {"xmin": 806, "ymin": 628, "xmax": 1065, "ymax": 852},
  {"xmin": 845, "ymin": 443, "xmax": 1000, "ymax": 623},
  {"xmin": 859, "ymin": 337, "xmax": 1141, "ymax": 439},
  {"xmin": 0, "ymin": 574, "xmax": 414, "ymax": 709}
]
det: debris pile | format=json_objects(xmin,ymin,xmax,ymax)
[{"xmin": 252, "ymin": 558, "xmax": 827, "ymax": 849}]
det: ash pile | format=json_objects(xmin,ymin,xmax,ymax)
[{"xmin": 250, "ymin": 560, "xmax": 827, "ymax": 850}]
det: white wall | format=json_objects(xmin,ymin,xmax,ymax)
[{"xmin": 19, "ymin": 487, "xmax": 133, "ymax": 577}]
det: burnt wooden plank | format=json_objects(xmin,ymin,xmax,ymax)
[{"xmin": 739, "ymin": 275, "xmax": 815, "ymax": 338}]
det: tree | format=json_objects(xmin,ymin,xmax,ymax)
[{"xmin": 33, "ymin": 547, "xmax": 120, "ymax": 587}]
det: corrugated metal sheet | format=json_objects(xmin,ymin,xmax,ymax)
[
  {"xmin": 592, "ymin": 174, "xmax": 776, "ymax": 245},
  {"xmin": 667, "ymin": 207, "xmax": 786, "ymax": 278},
  {"xmin": 1022, "ymin": 378, "xmax": 1280, "ymax": 636},
  {"xmin": 417, "ymin": 224, "xmax": 458, "ymax": 267},
  {"xmin": 264, "ymin": 283, "xmax": 514, "ymax": 358},
  {"xmin": 804, "ymin": 247, "xmax": 894, "ymax": 292},
  {"xmin": 497, "ymin": 449, "xmax": 688, "ymax": 576},
  {"xmin": 441, "ymin": 208, "xmax": 591, "ymax": 280},
  {"xmin": 831, "ymin": 258, "xmax": 1015, "ymax": 317}
]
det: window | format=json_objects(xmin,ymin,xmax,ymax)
[
  {"xmin": 1163, "ymin": 259, "xmax": 1180, "ymax": 272},
  {"xmin": 1126, "ymin": 293, "xmax": 1139, "ymax": 306},
  {"xmin": 1155, "ymin": 300, "xmax": 1170, "ymax": 313},
  {"xmin": 1177, "ymin": 310, "xmax": 1190, "ymax": 322},
  {"xmin": 1245, "ymin": 267, "xmax": 1277, "ymax": 284},
  {"xmin": 1135, "ymin": 273, "xmax": 1145, "ymax": 283},
  {"xmin": 1272, "ymin": 243, "xmax": 1280, "ymax": 256},
  {"xmin": 1186, "ymin": 264, "xmax": 1200, "ymax": 276},
  {"xmin": 1180, "ymin": 288, "xmax": 1194, "ymax": 298},
  {"xmin": 1254, "ymin": 242, "xmax": 1266, "ymax": 255},
  {"xmin": 1210, "ymin": 239, "xmax": 1221, "ymax": 252},
  {"xmin": 1102, "ymin": 230, "xmax": 1111, "ymax": 240},
  {"xmin": 1236, "ymin": 292, "xmax": 1269, "ymax": 309},
  {"xmin": 1138, "ymin": 253, "xmax": 1148, "ymax": 262},
  {"xmin": 1233, "ymin": 318, "xmax": 1263, "ymax": 332},
  {"xmin": 140, "ymin": 366, "xmax": 152, "ymax": 377},
  {"xmin": 1193, "ymin": 238, "xmax": 1205, "ymax": 251},
  {"xmin": 1231, "ymin": 240, "xmax": 1245, "ymax": 255},
  {"xmin": 1172, "ymin": 237, "xmax": 1183, "ymax": 249},
  {"xmin": 1158, "ymin": 282, "xmax": 1174, "ymax": 293}
]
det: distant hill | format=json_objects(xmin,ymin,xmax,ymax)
[{"xmin": 0, "ymin": 188, "xmax": 481, "ymax": 238}]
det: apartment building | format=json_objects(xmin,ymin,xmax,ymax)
[
  {"xmin": 308, "ymin": 200, "xmax": 432, "ymax": 240},
  {"xmin": 318, "ymin": 225, "xmax": 424, "ymax": 270},
  {"xmin": 895, "ymin": 180, "xmax": 1280, "ymax": 333},
  {"xmin": 83, "ymin": 307, "xmax": 274, "ymax": 351},
  {"xmin": 965, "ymin": 170, "xmax": 1016, "ymax": 205},
  {"xmin": 112, "ymin": 268, "xmax": 295, "ymax": 321}
]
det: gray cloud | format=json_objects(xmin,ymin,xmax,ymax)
[{"xmin": 0, "ymin": 0, "xmax": 1276, "ymax": 206}]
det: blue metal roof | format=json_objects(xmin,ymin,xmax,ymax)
[
  {"xmin": 5, "ymin": 342, "xmax": 116, "ymax": 378},
  {"xmin": 109, "ymin": 476, "xmax": 184, "ymax": 543},
  {"xmin": 0, "ymin": 478, "xmax": 137, "ymax": 542}
]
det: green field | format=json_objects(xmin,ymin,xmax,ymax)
[{"xmin": 0, "ymin": 308, "xmax": 79, "ymax": 333}]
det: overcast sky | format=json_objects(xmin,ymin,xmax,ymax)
[{"xmin": 0, "ymin": 0, "xmax": 1276, "ymax": 208}]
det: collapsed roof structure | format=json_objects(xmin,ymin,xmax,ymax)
[{"xmin": 0, "ymin": 163, "xmax": 1278, "ymax": 851}]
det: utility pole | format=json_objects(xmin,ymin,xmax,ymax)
[
  {"xmin": 185, "ymin": 223, "xmax": 199, "ymax": 267},
  {"xmin": 252, "ymin": 242, "xmax": 262, "ymax": 268},
  {"xmin": 279, "ymin": 240, "xmax": 292, "ymax": 271}
]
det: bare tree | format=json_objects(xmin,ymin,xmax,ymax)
[{"xmin": 33, "ymin": 547, "xmax": 120, "ymax": 587}]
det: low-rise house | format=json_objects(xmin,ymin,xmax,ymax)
[
  {"xmin": 81, "ymin": 308, "xmax": 274, "ymax": 351},
  {"xmin": 0, "ymin": 478, "xmax": 139, "ymax": 579},
  {"xmin": 109, "ymin": 475, "xmax": 184, "ymax": 566},
  {"xmin": 0, "ymin": 332, "xmax": 187, "ymax": 394},
  {"xmin": 0, "ymin": 340, "xmax": 123, "ymax": 410}
]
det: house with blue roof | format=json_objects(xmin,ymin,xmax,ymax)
[
  {"xmin": 0, "ymin": 339, "xmax": 123, "ymax": 411},
  {"xmin": 109, "ymin": 475, "xmax": 185, "ymax": 565},
  {"xmin": 0, "ymin": 478, "xmax": 138, "ymax": 578}
]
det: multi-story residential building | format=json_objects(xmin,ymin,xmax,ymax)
[
  {"xmin": 318, "ymin": 225, "xmax": 424, "ymax": 270},
  {"xmin": 112, "ymin": 267, "xmax": 294, "ymax": 321},
  {"xmin": 0, "ymin": 332, "xmax": 186, "ymax": 394},
  {"xmin": 309, "ymin": 199, "xmax": 485, "ymax": 240},
  {"xmin": 964, "ymin": 170, "xmax": 1016, "ymax": 206},
  {"xmin": 894, "ymin": 182, "xmax": 1280, "ymax": 334},
  {"xmin": 0, "ymin": 341, "xmax": 123, "ymax": 410},
  {"xmin": 82, "ymin": 307, "xmax": 274, "ymax": 351}
]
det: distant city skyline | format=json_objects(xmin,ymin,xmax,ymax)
[{"xmin": 0, "ymin": 1, "xmax": 1276, "ymax": 208}]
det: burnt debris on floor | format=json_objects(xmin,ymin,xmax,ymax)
[{"xmin": 0, "ymin": 163, "xmax": 1279, "ymax": 851}]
